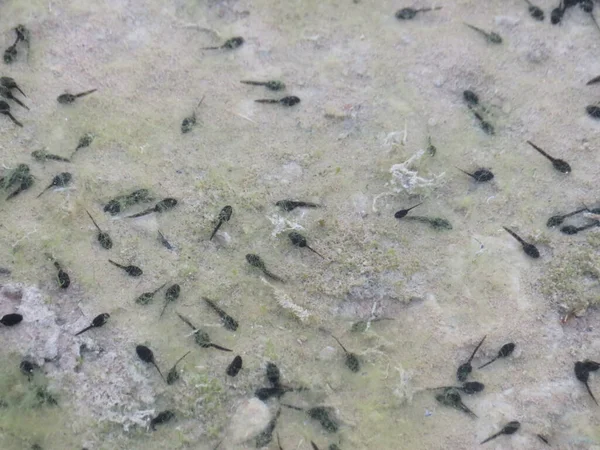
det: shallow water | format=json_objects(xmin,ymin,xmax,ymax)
[{"xmin": 1, "ymin": 0, "xmax": 600, "ymax": 449}]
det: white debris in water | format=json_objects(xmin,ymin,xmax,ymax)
[
  {"xmin": 226, "ymin": 398, "xmax": 271, "ymax": 444},
  {"xmin": 265, "ymin": 213, "xmax": 305, "ymax": 237},
  {"xmin": 389, "ymin": 150, "xmax": 443, "ymax": 194},
  {"xmin": 261, "ymin": 278, "xmax": 311, "ymax": 322}
]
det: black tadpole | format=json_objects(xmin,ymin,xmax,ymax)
[
  {"xmin": 246, "ymin": 254, "xmax": 285, "ymax": 282},
  {"xmin": 53, "ymin": 261, "xmax": 70, "ymax": 289},
  {"xmin": 0, "ymin": 76, "xmax": 26, "ymax": 97},
  {"xmin": 181, "ymin": 96, "xmax": 205, "ymax": 134},
  {"xmin": 524, "ymin": 0, "xmax": 545, "ymax": 21},
  {"xmin": 202, "ymin": 36, "xmax": 244, "ymax": 50},
  {"xmin": 587, "ymin": 75, "xmax": 600, "ymax": 86},
  {"xmin": 31, "ymin": 150, "xmax": 71, "ymax": 163},
  {"xmin": 526, "ymin": 140, "xmax": 571, "ymax": 173},
  {"xmin": 403, "ymin": 216, "xmax": 452, "ymax": 230},
  {"xmin": 456, "ymin": 167, "xmax": 494, "ymax": 182},
  {"xmin": 470, "ymin": 109, "xmax": 495, "ymax": 135},
  {"xmin": 0, "ymin": 86, "xmax": 29, "ymax": 110},
  {"xmin": 0, "ymin": 313, "xmax": 23, "ymax": 326},
  {"xmin": 255, "ymin": 96, "xmax": 300, "ymax": 106},
  {"xmin": 275, "ymin": 200, "xmax": 321, "ymax": 211},
  {"xmin": 210, "ymin": 205, "xmax": 233, "ymax": 240},
  {"xmin": 226, "ymin": 355, "xmax": 243, "ymax": 377},
  {"xmin": 503, "ymin": 227, "xmax": 540, "ymax": 258},
  {"xmin": 85, "ymin": 210, "xmax": 113, "ymax": 249},
  {"xmin": 136, "ymin": 344, "xmax": 165, "ymax": 382},
  {"xmin": 37, "ymin": 172, "xmax": 72, "ymax": 198},
  {"xmin": 157, "ymin": 230, "xmax": 175, "ymax": 250},
  {"xmin": 480, "ymin": 421, "xmax": 521, "ymax": 444},
  {"xmin": 395, "ymin": 6, "xmax": 442, "ymax": 20},
  {"xmin": 150, "ymin": 410, "xmax": 175, "ymax": 431},
  {"xmin": 281, "ymin": 404, "xmax": 339, "ymax": 433},
  {"xmin": 478, "ymin": 343, "xmax": 515, "ymax": 369},
  {"xmin": 435, "ymin": 388, "xmax": 477, "ymax": 418},
  {"xmin": 20, "ymin": 360, "xmax": 39, "ymax": 380},
  {"xmin": 464, "ymin": 23, "xmax": 503, "ymax": 43},
  {"xmin": 108, "ymin": 260, "xmax": 143, "ymax": 277},
  {"xmin": 575, "ymin": 361, "xmax": 599, "ymax": 405},
  {"xmin": 75, "ymin": 313, "xmax": 110, "ymax": 336},
  {"xmin": 160, "ymin": 284, "xmax": 181, "ymax": 318},
  {"xmin": 135, "ymin": 283, "xmax": 167, "ymax": 305},
  {"xmin": 560, "ymin": 221, "xmax": 600, "ymax": 235},
  {"xmin": 203, "ymin": 297, "xmax": 239, "ymax": 331},
  {"xmin": 288, "ymin": 231, "xmax": 324, "ymax": 259},
  {"xmin": 166, "ymin": 351, "xmax": 191, "ymax": 385},
  {"xmin": 125, "ymin": 198, "xmax": 177, "ymax": 218},
  {"xmin": 331, "ymin": 335, "xmax": 360, "ymax": 372},
  {"xmin": 457, "ymin": 335, "xmax": 486, "ymax": 382},
  {"xmin": 428, "ymin": 381, "xmax": 485, "ymax": 395},
  {"xmin": 176, "ymin": 313, "xmax": 233, "ymax": 352},
  {"xmin": 587, "ymin": 105, "xmax": 600, "ymax": 119},
  {"xmin": 547, "ymin": 208, "xmax": 587, "ymax": 227},
  {"xmin": 241, "ymin": 80, "xmax": 285, "ymax": 91},
  {"xmin": 551, "ymin": 4, "xmax": 564, "ymax": 24},
  {"xmin": 0, "ymin": 100, "xmax": 22, "ymax": 126},
  {"xmin": 57, "ymin": 89, "xmax": 97, "ymax": 104},
  {"xmin": 394, "ymin": 202, "xmax": 422, "ymax": 219},
  {"xmin": 266, "ymin": 362, "xmax": 282, "ymax": 387}
]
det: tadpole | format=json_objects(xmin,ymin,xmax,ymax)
[
  {"xmin": 464, "ymin": 23, "xmax": 503, "ymax": 44},
  {"xmin": 210, "ymin": 205, "xmax": 233, "ymax": 240},
  {"xmin": 435, "ymin": 387, "xmax": 477, "ymax": 418},
  {"xmin": 226, "ymin": 355, "xmax": 243, "ymax": 377},
  {"xmin": 160, "ymin": 284, "xmax": 181, "ymax": 318},
  {"xmin": 524, "ymin": 0, "xmax": 545, "ymax": 21},
  {"xmin": 241, "ymin": 80, "xmax": 285, "ymax": 91},
  {"xmin": 166, "ymin": 351, "xmax": 191, "ymax": 385},
  {"xmin": 37, "ymin": 172, "xmax": 72, "ymax": 198},
  {"xmin": 75, "ymin": 313, "xmax": 110, "ymax": 336},
  {"xmin": 135, "ymin": 283, "xmax": 167, "ymax": 305},
  {"xmin": 177, "ymin": 313, "xmax": 232, "ymax": 352},
  {"xmin": 547, "ymin": 208, "xmax": 587, "ymax": 227},
  {"xmin": 0, "ymin": 86, "xmax": 28, "ymax": 109},
  {"xmin": 560, "ymin": 221, "xmax": 600, "ymax": 235},
  {"xmin": 0, "ymin": 313, "xmax": 23, "ymax": 326},
  {"xmin": 331, "ymin": 335, "xmax": 360, "ymax": 372},
  {"xmin": 255, "ymin": 96, "xmax": 300, "ymax": 106},
  {"xmin": 282, "ymin": 404, "xmax": 339, "ymax": 433},
  {"xmin": 57, "ymin": 89, "xmax": 97, "ymax": 104},
  {"xmin": 478, "ymin": 343, "xmax": 515, "ymax": 369},
  {"xmin": 288, "ymin": 231, "xmax": 324, "ymax": 259},
  {"xmin": 394, "ymin": 202, "xmax": 422, "ymax": 219},
  {"xmin": 0, "ymin": 100, "xmax": 23, "ymax": 126},
  {"xmin": 0, "ymin": 76, "xmax": 26, "ymax": 97},
  {"xmin": 202, "ymin": 37, "xmax": 244, "ymax": 50},
  {"xmin": 526, "ymin": 140, "xmax": 571, "ymax": 173},
  {"xmin": 456, "ymin": 167, "xmax": 494, "ymax": 182},
  {"xmin": 503, "ymin": 227, "xmax": 540, "ymax": 258},
  {"xmin": 246, "ymin": 254, "xmax": 285, "ymax": 282},
  {"xmin": 480, "ymin": 421, "xmax": 521, "ymax": 444},
  {"xmin": 108, "ymin": 260, "xmax": 143, "ymax": 277},
  {"xmin": 203, "ymin": 297, "xmax": 238, "ymax": 331},
  {"xmin": 275, "ymin": 200, "xmax": 321, "ymax": 211},
  {"xmin": 575, "ymin": 361, "xmax": 599, "ymax": 405},
  {"xmin": 136, "ymin": 344, "xmax": 165, "ymax": 382},
  {"xmin": 181, "ymin": 96, "xmax": 205, "ymax": 134},
  {"xmin": 85, "ymin": 210, "xmax": 112, "ymax": 249},
  {"xmin": 395, "ymin": 6, "xmax": 442, "ymax": 20},
  {"xmin": 457, "ymin": 335, "xmax": 486, "ymax": 382},
  {"xmin": 150, "ymin": 410, "xmax": 175, "ymax": 430}
]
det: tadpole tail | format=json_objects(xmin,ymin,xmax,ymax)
[
  {"xmin": 565, "ymin": 208, "xmax": 588, "ymax": 218},
  {"xmin": 526, "ymin": 140, "xmax": 554, "ymax": 162},
  {"xmin": 210, "ymin": 343, "xmax": 233, "ymax": 352},
  {"xmin": 210, "ymin": 220, "xmax": 223, "ymax": 240},
  {"xmin": 478, "ymin": 356, "xmax": 498, "ymax": 369},
  {"xmin": 420, "ymin": 7, "xmax": 442, "ymax": 12},
  {"xmin": 263, "ymin": 269, "xmax": 285, "ymax": 283},
  {"xmin": 201, "ymin": 46, "xmax": 220, "ymax": 50},
  {"xmin": 460, "ymin": 402, "xmax": 478, "ymax": 418},
  {"xmin": 467, "ymin": 335, "xmax": 486, "ymax": 363},
  {"xmin": 7, "ymin": 112, "xmax": 23, "ymax": 127},
  {"xmin": 176, "ymin": 312, "xmax": 196, "ymax": 330},
  {"xmin": 159, "ymin": 300, "xmax": 170, "ymax": 318},
  {"xmin": 173, "ymin": 351, "xmax": 191, "ymax": 367},
  {"xmin": 36, "ymin": 186, "xmax": 51, "ymax": 198},
  {"xmin": 255, "ymin": 99, "xmax": 279, "ymax": 104},
  {"xmin": 585, "ymin": 381, "xmax": 599, "ymax": 405},
  {"xmin": 11, "ymin": 96, "xmax": 29, "ymax": 110},
  {"xmin": 153, "ymin": 362, "xmax": 166, "ymax": 382},
  {"xmin": 331, "ymin": 335, "xmax": 348, "ymax": 353},
  {"xmin": 455, "ymin": 167, "xmax": 476, "ymax": 179},
  {"xmin": 240, "ymin": 80, "xmax": 265, "ymax": 86},
  {"xmin": 307, "ymin": 245, "xmax": 325, "ymax": 259},
  {"xmin": 125, "ymin": 208, "xmax": 153, "ymax": 218},
  {"xmin": 75, "ymin": 325, "xmax": 93, "ymax": 336},
  {"xmin": 86, "ymin": 210, "xmax": 101, "ymax": 232},
  {"xmin": 503, "ymin": 227, "xmax": 526, "ymax": 245},
  {"xmin": 281, "ymin": 403, "xmax": 304, "ymax": 411},
  {"xmin": 480, "ymin": 431, "xmax": 501, "ymax": 444},
  {"xmin": 75, "ymin": 89, "xmax": 97, "ymax": 98},
  {"xmin": 108, "ymin": 259, "xmax": 125, "ymax": 270}
]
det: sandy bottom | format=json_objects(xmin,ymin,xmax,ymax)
[{"xmin": 1, "ymin": 0, "xmax": 600, "ymax": 449}]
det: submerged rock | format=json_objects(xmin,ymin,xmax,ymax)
[{"xmin": 227, "ymin": 398, "xmax": 271, "ymax": 444}]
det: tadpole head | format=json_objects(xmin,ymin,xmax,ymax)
[
  {"xmin": 550, "ymin": 7, "xmax": 564, "ymax": 24},
  {"xmin": 289, "ymin": 231, "xmax": 307, "ymax": 247},
  {"xmin": 265, "ymin": 80, "xmax": 285, "ymax": 91},
  {"xmin": 3, "ymin": 46, "xmax": 17, "ymax": 64},
  {"xmin": 181, "ymin": 116, "xmax": 195, "ymax": 133},
  {"xmin": 498, "ymin": 343, "xmax": 515, "ymax": 357},
  {"xmin": 456, "ymin": 363, "xmax": 472, "ymax": 382},
  {"xmin": 560, "ymin": 225, "xmax": 579, "ymax": 235},
  {"xmin": 463, "ymin": 90, "xmax": 479, "ymax": 106},
  {"xmin": 580, "ymin": 0, "xmax": 593, "ymax": 13},
  {"xmin": 395, "ymin": 8, "xmax": 418, "ymax": 20},
  {"xmin": 345, "ymin": 353, "xmax": 360, "ymax": 372},
  {"xmin": 553, "ymin": 159, "xmax": 571, "ymax": 174},
  {"xmin": 523, "ymin": 243, "xmax": 540, "ymax": 258},
  {"xmin": 575, "ymin": 361, "xmax": 589, "ymax": 382},
  {"xmin": 546, "ymin": 215, "xmax": 565, "ymax": 228},
  {"xmin": 280, "ymin": 96, "xmax": 300, "ymax": 106},
  {"xmin": 223, "ymin": 37, "xmax": 244, "ymax": 49},
  {"xmin": 219, "ymin": 205, "xmax": 233, "ymax": 222},
  {"xmin": 136, "ymin": 345, "xmax": 154, "ymax": 363},
  {"xmin": 246, "ymin": 254, "xmax": 265, "ymax": 269},
  {"xmin": 528, "ymin": 6, "xmax": 545, "ymax": 20},
  {"xmin": 462, "ymin": 381, "xmax": 484, "ymax": 394},
  {"xmin": 165, "ymin": 284, "xmax": 181, "ymax": 301},
  {"xmin": 156, "ymin": 198, "xmax": 177, "ymax": 212}
]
